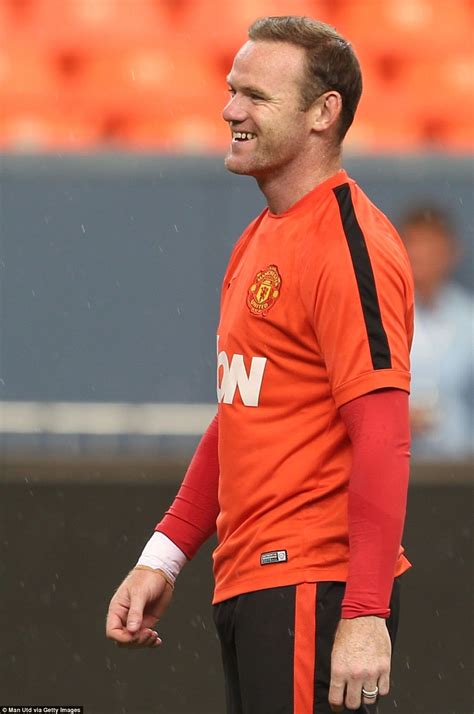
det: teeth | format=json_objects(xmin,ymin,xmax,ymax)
[{"xmin": 233, "ymin": 131, "xmax": 257, "ymax": 141}]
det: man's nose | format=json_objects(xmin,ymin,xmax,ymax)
[{"xmin": 222, "ymin": 95, "xmax": 247, "ymax": 124}]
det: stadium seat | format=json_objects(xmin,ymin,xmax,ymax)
[
  {"xmin": 13, "ymin": 0, "xmax": 171, "ymax": 52},
  {"xmin": 334, "ymin": 0, "xmax": 474, "ymax": 61},
  {"xmin": 379, "ymin": 52, "xmax": 474, "ymax": 151},
  {"xmin": 171, "ymin": 0, "xmax": 332, "ymax": 72},
  {"xmin": 0, "ymin": 48, "xmax": 62, "ymax": 113},
  {"xmin": 438, "ymin": 120, "xmax": 474, "ymax": 151},
  {"xmin": 345, "ymin": 111, "xmax": 422, "ymax": 152},
  {"xmin": 71, "ymin": 44, "xmax": 225, "ymax": 120},
  {"xmin": 349, "ymin": 52, "xmax": 422, "ymax": 151},
  {"xmin": 402, "ymin": 54, "xmax": 474, "ymax": 120},
  {"xmin": 0, "ymin": 0, "xmax": 28, "ymax": 47},
  {"xmin": 116, "ymin": 111, "xmax": 229, "ymax": 152},
  {"xmin": 0, "ymin": 110, "xmax": 100, "ymax": 151},
  {"xmin": 1, "ymin": 0, "xmax": 472, "ymax": 152}
]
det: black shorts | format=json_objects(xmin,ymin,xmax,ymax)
[{"xmin": 213, "ymin": 579, "xmax": 401, "ymax": 714}]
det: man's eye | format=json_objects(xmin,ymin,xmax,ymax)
[
  {"xmin": 250, "ymin": 93, "xmax": 264, "ymax": 101},
  {"xmin": 227, "ymin": 88, "xmax": 236, "ymax": 96}
]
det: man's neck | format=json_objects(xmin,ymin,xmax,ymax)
[{"xmin": 256, "ymin": 152, "xmax": 342, "ymax": 215}]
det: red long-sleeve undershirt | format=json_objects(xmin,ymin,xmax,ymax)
[
  {"xmin": 155, "ymin": 388, "xmax": 410, "ymax": 618},
  {"xmin": 155, "ymin": 413, "xmax": 220, "ymax": 559},
  {"xmin": 339, "ymin": 388, "xmax": 410, "ymax": 618}
]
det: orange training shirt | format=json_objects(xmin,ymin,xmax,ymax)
[{"xmin": 213, "ymin": 170, "xmax": 414, "ymax": 604}]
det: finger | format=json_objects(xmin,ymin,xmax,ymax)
[
  {"xmin": 362, "ymin": 681, "xmax": 379, "ymax": 707},
  {"xmin": 110, "ymin": 628, "xmax": 143, "ymax": 645},
  {"xmin": 116, "ymin": 629, "xmax": 159, "ymax": 648},
  {"xmin": 106, "ymin": 606, "xmax": 135, "ymax": 642},
  {"xmin": 378, "ymin": 670, "xmax": 390, "ymax": 696},
  {"xmin": 105, "ymin": 611, "xmax": 123, "ymax": 637},
  {"xmin": 328, "ymin": 676, "xmax": 345, "ymax": 711},
  {"xmin": 126, "ymin": 591, "xmax": 147, "ymax": 633},
  {"xmin": 344, "ymin": 678, "xmax": 362, "ymax": 711},
  {"xmin": 130, "ymin": 627, "xmax": 159, "ymax": 646},
  {"xmin": 108, "ymin": 619, "xmax": 156, "ymax": 647},
  {"xmin": 107, "ymin": 600, "xmax": 160, "ymax": 642},
  {"xmin": 123, "ymin": 633, "xmax": 162, "ymax": 649},
  {"xmin": 105, "ymin": 594, "xmax": 133, "ymax": 635},
  {"xmin": 145, "ymin": 631, "xmax": 162, "ymax": 648},
  {"xmin": 139, "ymin": 629, "xmax": 161, "ymax": 647},
  {"xmin": 140, "ymin": 613, "xmax": 160, "ymax": 630},
  {"xmin": 106, "ymin": 614, "xmax": 137, "ymax": 644}
]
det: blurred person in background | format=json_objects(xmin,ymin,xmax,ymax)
[
  {"xmin": 106, "ymin": 16, "xmax": 414, "ymax": 714},
  {"xmin": 400, "ymin": 205, "xmax": 473, "ymax": 460}
]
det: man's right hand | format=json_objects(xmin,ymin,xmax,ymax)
[{"xmin": 105, "ymin": 568, "xmax": 173, "ymax": 648}]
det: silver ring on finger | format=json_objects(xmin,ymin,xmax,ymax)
[{"xmin": 361, "ymin": 686, "xmax": 379, "ymax": 699}]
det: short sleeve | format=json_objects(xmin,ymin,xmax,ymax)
[{"xmin": 299, "ymin": 187, "xmax": 413, "ymax": 408}]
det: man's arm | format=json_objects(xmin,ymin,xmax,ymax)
[
  {"xmin": 153, "ymin": 412, "xmax": 220, "ymax": 560},
  {"xmin": 105, "ymin": 414, "xmax": 220, "ymax": 648},
  {"xmin": 329, "ymin": 388, "xmax": 410, "ymax": 712}
]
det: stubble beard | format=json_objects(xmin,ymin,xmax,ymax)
[
  {"xmin": 224, "ymin": 137, "xmax": 292, "ymax": 178},
  {"xmin": 224, "ymin": 146, "xmax": 264, "ymax": 176}
]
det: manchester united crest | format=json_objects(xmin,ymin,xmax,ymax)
[{"xmin": 247, "ymin": 265, "xmax": 282, "ymax": 317}]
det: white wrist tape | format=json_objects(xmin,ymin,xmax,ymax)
[{"xmin": 136, "ymin": 531, "xmax": 187, "ymax": 587}]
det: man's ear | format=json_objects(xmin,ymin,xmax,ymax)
[{"xmin": 310, "ymin": 91, "xmax": 343, "ymax": 134}]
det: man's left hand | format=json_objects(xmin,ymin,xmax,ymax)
[{"xmin": 328, "ymin": 616, "xmax": 391, "ymax": 711}]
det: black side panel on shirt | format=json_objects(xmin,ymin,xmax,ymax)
[{"xmin": 333, "ymin": 183, "xmax": 392, "ymax": 370}]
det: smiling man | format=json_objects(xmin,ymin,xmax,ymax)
[{"xmin": 106, "ymin": 16, "xmax": 414, "ymax": 714}]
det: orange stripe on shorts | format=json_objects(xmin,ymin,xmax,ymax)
[{"xmin": 294, "ymin": 582, "xmax": 317, "ymax": 714}]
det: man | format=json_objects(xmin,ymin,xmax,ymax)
[
  {"xmin": 399, "ymin": 204, "xmax": 473, "ymax": 459},
  {"xmin": 106, "ymin": 16, "xmax": 413, "ymax": 714}
]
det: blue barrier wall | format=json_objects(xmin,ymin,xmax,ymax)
[{"xmin": 1, "ymin": 154, "xmax": 472, "ymax": 407}]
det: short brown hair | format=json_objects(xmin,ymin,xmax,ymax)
[{"xmin": 248, "ymin": 16, "xmax": 362, "ymax": 142}]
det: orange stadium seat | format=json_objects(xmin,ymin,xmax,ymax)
[
  {"xmin": 349, "ymin": 97, "xmax": 422, "ymax": 151},
  {"xmin": 6, "ymin": 0, "xmax": 171, "ymax": 52},
  {"xmin": 0, "ymin": 1, "xmax": 22, "ymax": 46},
  {"xmin": 70, "ymin": 45, "xmax": 226, "ymax": 124},
  {"xmin": 438, "ymin": 120, "xmax": 474, "ymax": 151},
  {"xmin": 117, "ymin": 112, "xmax": 229, "ymax": 152},
  {"xmin": 171, "ymin": 0, "xmax": 333, "ymax": 71},
  {"xmin": 403, "ymin": 53, "xmax": 474, "ymax": 118},
  {"xmin": 0, "ymin": 110, "xmax": 100, "ymax": 150},
  {"xmin": 401, "ymin": 53, "xmax": 474, "ymax": 149},
  {"xmin": 1, "ymin": 0, "xmax": 472, "ymax": 152},
  {"xmin": 348, "ymin": 52, "xmax": 421, "ymax": 151},
  {"xmin": 334, "ymin": 0, "xmax": 473, "ymax": 61},
  {"xmin": 385, "ymin": 54, "xmax": 472, "ymax": 146},
  {"xmin": 345, "ymin": 116, "xmax": 422, "ymax": 152},
  {"xmin": 0, "ymin": 48, "xmax": 62, "ymax": 113}
]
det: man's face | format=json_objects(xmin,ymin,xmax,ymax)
[
  {"xmin": 223, "ymin": 40, "xmax": 315, "ymax": 177},
  {"xmin": 402, "ymin": 223, "xmax": 458, "ymax": 296}
]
